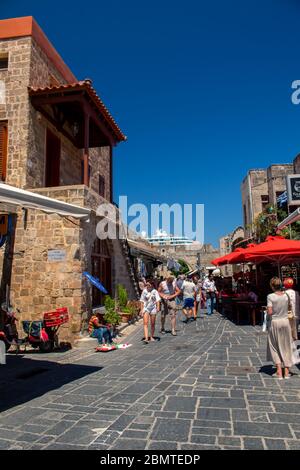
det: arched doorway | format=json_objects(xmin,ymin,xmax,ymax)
[{"xmin": 91, "ymin": 238, "xmax": 112, "ymax": 307}]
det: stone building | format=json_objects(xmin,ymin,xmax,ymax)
[
  {"xmin": 219, "ymin": 226, "xmax": 245, "ymax": 277},
  {"xmin": 0, "ymin": 16, "xmax": 142, "ymax": 342},
  {"xmin": 241, "ymin": 164, "xmax": 293, "ymax": 237}
]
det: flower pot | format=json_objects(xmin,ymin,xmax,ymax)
[{"xmin": 119, "ymin": 312, "xmax": 133, "ymax": 323}]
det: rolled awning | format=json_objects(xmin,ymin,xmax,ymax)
[
  {"xmin": 0, "ymin": 183, "xmax": 91, "ymax": 219},
  {"xmin": 277, "ymin": 208, "xmax": 300, "ymax": 231}
]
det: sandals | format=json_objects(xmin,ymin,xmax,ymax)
[{"xmin": 272, "ymin": 373, "xmax": 283, "ymax": 380}]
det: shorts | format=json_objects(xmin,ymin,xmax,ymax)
[
  {"xmin": 143, "ymin": 308, "xmax": 157, "ymax": 316},
  {"xmin": 183, "ymin": 298, "xmax": 195, "ymax": 309},
  {"xmin": 162, "ymin": 300, "xmax": 177, "ymax": 316}
]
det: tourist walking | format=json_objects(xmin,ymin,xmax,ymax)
[
  {"xmin": 181, "ymin": 276, "xmax": 196, "ymax": 322},
  {"xmin": 283, "ymin": 277, "xmax": 299, "ymax": 341},
  {"xmin": 267, "ymin": 277, "xmax": 293, "ymax": 380},
  {"xmin": 175, "ymin": 274, "xmax": 185, "ymax": 308},
  {"xmin": 158, "ymin": 275, "xmax": 181, "ymax": 336},
  {"xmin": 193, "ymin": 275, "xmax": 202, "ymax": 319},
  {"xmin": 140, "ymin": 280, "xmax": 161, "ymax": 344},
  {"xmin": 203, "ymin": 274, "xmax": 218, "ymax": 315}
]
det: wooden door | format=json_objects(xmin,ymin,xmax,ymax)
[
  {"xmin": 91, "ymin": 239, "xmax": 112, "ymax": 307},
  {"xmin": 45, "ymin": 129, "xmax": 61, "ymax": 187},
  {"xmin": 0, "ymin": 122, "xmax": 8, "ymax": 182}
]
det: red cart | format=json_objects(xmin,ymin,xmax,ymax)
[{"xmin": 22, "ymin": 307, "xmax": 69, "ymax": 353}]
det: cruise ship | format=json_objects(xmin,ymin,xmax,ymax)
[{"xmin": 146, "ymin": 230, "xmax": 195, "ymax": 247}]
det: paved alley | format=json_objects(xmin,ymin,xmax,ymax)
[{"xmin": 1, "ymin": 312, "xmax": 300, "ymax": 450}]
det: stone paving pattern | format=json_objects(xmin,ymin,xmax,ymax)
[{"xmin": 1, "ymin": 311, "xmax": 300, "ymax": 450}]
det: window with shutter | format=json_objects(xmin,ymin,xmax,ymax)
[{"xmin": 0, "ymin": 122, "xmax": 8, "ymax": 182}]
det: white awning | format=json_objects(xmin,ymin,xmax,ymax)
[
  {"xmin": 277, "ymin": 207, "xmax": 300, "ymax": 230},
  {"xmin": 0, "ymin": 183, "xmax": 91, "ymax": 219}
]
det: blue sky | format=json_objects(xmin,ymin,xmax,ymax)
[{"xmin": 3, "ymin": 0, "xmax": 300, "ymax": 246}]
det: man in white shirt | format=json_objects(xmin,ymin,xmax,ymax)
[
  {"xmin": 181, "ymin": 277, "xmax": 196, "ymax": 323},
  {"xmin": 202, "ymin": 274, "xmax": 218, "ymax": 315}
]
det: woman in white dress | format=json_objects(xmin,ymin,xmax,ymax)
[{"xmin": 267, "ymin": 277, "xmax": 293, "ymax": 380}]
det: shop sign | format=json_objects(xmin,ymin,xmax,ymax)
[
  {"xmin": 48, "ymin": 249, "xmax": 66, "ymax": 262},
  {"xmin": 287, "ymin": 174, "xmax": 300, "ymax": 205},
  {"xmin": 0, "ymin": 215, "xmax": 8, "ymax": 237}
]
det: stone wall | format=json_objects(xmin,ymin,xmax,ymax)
[
  {"xmin": 0, "ymin": 35, "xmax": 111, "ymax": 198},
  {"xmin": 0, "ymin": 34, "xmax": 133, "ymax": 342},
  {"xmin": 27, "ymin": 38, "xmax": 111, "ymax": 197},
  {"xmin": 241, "ymin": 170, "xmax": 267, "ymax": 235},
  {"xmin": 242, "ymin": 166, "xmax": 295, "ymax": 236},
  {"xmin": 10, "ymin": 208, "xmax": 82, "ymax": 343},
  {"xmin": 6, "ymin": 186, "xmax": 138, "ymax": 340},
  {"xmin": 267, "ymin": 164, "xmax": 293, "ymax": 205},
  {"xmin": 27, "ymin": 110, "xmax": 82, "ymax": 189},
  {"xmin": 90, "ymin": 146, "xmax": 111, "ymax": 202},
  {"xmin": 0, "ymin": 37, "xmax": 32, "ymax": 188},
  {"xmin": 294, "ymin": 154, "xmax": 300, "ymax": 174},
  {"xmin": 29, "ymin": 37, "xmax": 68, "ymax": 89},
  {"xmin": 250, "ymin": 170, "xmax": 268, "ymax": 221}
]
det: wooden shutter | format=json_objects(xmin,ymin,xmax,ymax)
[{"xmin": 0, "ymin": 122, "xmax": 8, "ymax": 182}]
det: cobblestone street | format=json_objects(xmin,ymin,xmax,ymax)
[{"xmin": 1, "ymin": 311, "xmax": 300, "ymax": 450}]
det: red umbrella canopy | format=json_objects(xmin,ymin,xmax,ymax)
[
  {"xmin": 242, "ymin": 236, "xmax": 300, "ymax": 264},
  {"xmin": 228, "ymin": 243, "xmax": 257, "ymax": 264},
  {"xmin": 212, "ymin": 247, "xmax": 246, "ymax": 266}
]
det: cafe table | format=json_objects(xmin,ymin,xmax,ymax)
[{"xmin": 230, "ymin": 299, "xmax": 265, "ymax": 326}]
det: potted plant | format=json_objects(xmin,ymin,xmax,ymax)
[
  {"xmin": 116, "ymin": 284, "xmax": 135, "ymax": 323},
  {"xmin": 103, "ymin": 295, "xmax": 121, "ymax": 336},
  {"xmin": 103, "ymin": 309, "xmax": 121, "ymax": 327}
]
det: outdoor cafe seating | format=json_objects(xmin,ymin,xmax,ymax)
[
  {"xmin": 220, "ymin": 295, "xmax": 265, "ymax": 326},
  {"xmin": 213, "ymin": 235, "xmax": 300, "ymax": 326}
]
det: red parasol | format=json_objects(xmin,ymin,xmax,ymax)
[
  {"xmin": 212, "ymin": 248, "xmax": 247, "ymax": 266},
  {"xmin": 241, "ymin": 236, "xmax": 300, "ymax": 264},
  {"xmin": 212, "ymin": 244, "xmax": 257, "ymax": 266}
]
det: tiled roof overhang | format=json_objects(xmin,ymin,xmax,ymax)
[{"xmin": 29, "ymin": 80, "xmax": 127, "ymax": 144}]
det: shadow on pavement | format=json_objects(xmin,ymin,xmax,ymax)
[
  {"xmin": 0, "ymin": 354, "xmax": 102, "ymax": 413},
  {"xmin": 259, "ymin": 365, "xmax": 275, "ymax": 376}
]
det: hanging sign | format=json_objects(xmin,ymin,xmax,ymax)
[{"xmin": 286, "ymin": 175, "xmax": 300, "ymax": 205}]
